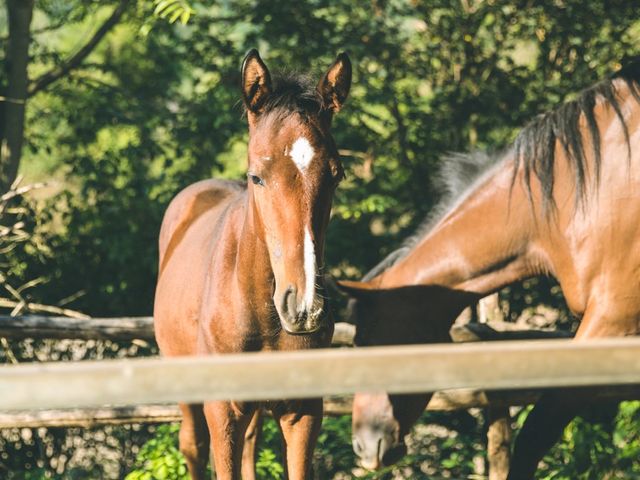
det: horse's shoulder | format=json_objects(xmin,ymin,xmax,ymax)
[{"xmin": 159, "ymin": 179, "xmax": 246, "ymax": 262}]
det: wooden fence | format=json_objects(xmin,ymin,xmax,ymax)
[
  {"xmin": 1, "ymin": 313, "xmax": 639, "ymax": 480},
  {"xmin": 0, "ymin": 312, "xmax": 581, "ymax": 416},
  {"xmin": 0, "ymin": 313, "xmax": 570, "ymax": 428}
]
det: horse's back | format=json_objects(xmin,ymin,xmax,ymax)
[{"xmin": 154, "ymin": 178, "xmax": 245, "ymax": 356}]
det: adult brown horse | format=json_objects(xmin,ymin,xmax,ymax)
[
  {"xmin": 339, "ymin": 59, "xmax": 640, "ymax": 478},
  {"xmin": 154, "ymin": 50, "xmax": 351, "ymax": 480}
]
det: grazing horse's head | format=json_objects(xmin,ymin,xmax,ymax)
[
  {"xmin": 337, "ymin": 283, "xmax": 462, "ymax": 470},
  {"xmin": 241, "ymin": 50, "xmax": 351, "ymax": 334}
]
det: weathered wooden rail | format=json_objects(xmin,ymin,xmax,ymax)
[
  {"xmin": 0, "ymin": 314, "xmax": 568, "ymax": 344},
  {"xmin": 0, "ymin": 315, "xmax": 157, "ymax": 341},
  {"xmin": 2, "ymin": 386, "xmax": 637, "ymax": 430},
  {"xmin": 1, "ymin": 338, "xmax": 640, "ymax": 411},
  {"xmin": 0, "ymin": 314, "xmax": 356, "ymax": 345},
  {"xmin": 0, "ymin": 390, "xmax": 532, "ymax": 428}
]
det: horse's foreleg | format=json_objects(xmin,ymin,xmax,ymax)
[
  {"xmin": 240, "ymin": 409, "xmax": 263, "ymax": 480},
  {"xmin": 179, "ymin": 403, "xmax": 210, "ymax": 480},
  {"xmin": 506, "ymin": 297, "xmax": 638, "ymax": 479},
  {"xmin": 204, "ymin": 400, "xmax": 255, "ymax": 480},
  {"xmin": 507, "ymin": 390, "xmax": 584, "ymax": 480},
  {"xmin": 274, "ymin": 399, "xmax": 323, "ymax": 480}
]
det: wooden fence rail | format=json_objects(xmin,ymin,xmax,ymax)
[
  {"xmin": 2, "ymin": 386, "xmax": 638, "ymax": 429},
  {"xmin": 0, "ymin": 314, "xmax": 356, "ymax": 346},
  {"xmin": 0, "ymin": 391, "xmax": 532, "ymax": 429},
  {"xmin": 0, "ymin": 390, "xmax": 536, "ymax": 429},
  {"xmin": 0, "ymin": 314, "xmax": 568, "ymax": 345},
  {"xmin": 0, "ymin": 315, "xmax": 156, "ymax": 341},
  {"xmin": 1, "ymin": 338, "xmax": 640, "ymax": 412}
]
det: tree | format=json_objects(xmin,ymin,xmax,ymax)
[
  {"xmin": 0, "ymin": 0, "xmax": 34, "ymax": 192},
  {"xmin": 0, "ymin": 0, "xmax": 131, "ymax": 192}
]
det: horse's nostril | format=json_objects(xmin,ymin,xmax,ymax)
[
  {"xmin": 288, "ymin": 289, "xmax": 299, "ymax": 318},
  {"xmin": 353, "ymin": 437, "xmax": 363, "ymax": 455},
  {"xmin": 281, "ymin": 286, "xmax": 297, "ymax": 319}
]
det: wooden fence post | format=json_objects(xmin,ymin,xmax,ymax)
[
  {"xmin": 478, "ymin": 294, "xmax": 512, "ymax": 480},
  {"xmin": 486, "ymin": 406, "xmax": 512, "ymax": 480}
]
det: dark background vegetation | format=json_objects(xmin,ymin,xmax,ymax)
[{"xmin": 0, "ymin": 0, "xmax": 639, "ymax": 478}]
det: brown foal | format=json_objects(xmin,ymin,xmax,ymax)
[
  {"xmin": 154, "ymin": 50, "xmax": 351, "ymax": 479},
  {"xmin": 340, "ymin": 60, "xmax": 640, "ymax": 478}
]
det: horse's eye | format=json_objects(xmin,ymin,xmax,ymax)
[{"xmin": 247, "ymin": 173, "xmax": 264, "ymax": 186}]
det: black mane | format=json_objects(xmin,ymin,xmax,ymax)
[
  {"xmin": 363, "ymin": 151, "xmax": 501, "ymax": 281},
  {"xmin": 254, "ymin": 73, "xmax": 323, "ymax": 117},
  {"xmin": 363, "ymin": 57, "xmax": 640, "ymax": 280},
  {"xmin": 514, "ymin": 57, "xmax": 640, "ymax": 211}
]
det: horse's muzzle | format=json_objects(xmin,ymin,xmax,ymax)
[
  {"xmin": 355, "ymin": 439, "xmax": 407, "ymax": 470},
  {"xmin": 353, "ymin": 426, "xmax": 407, "ymax": 471},
  {"xmin": 278, "ymin": 286, "xmax": 325, "ymax": 334}
]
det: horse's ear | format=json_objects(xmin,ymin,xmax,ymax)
[
  {"xmin": 334, "ymin": 279, "xmax": 375, "ymax": 298},
  {"xmin": 317, "ymin": 52, "xmax": 352, "ymax": 113},
  {"xmin": 241, "ymin": 49, "xmax": 272, "ymax": 114}
]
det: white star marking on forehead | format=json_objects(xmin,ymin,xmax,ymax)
[{"xmin": 289, "ymin": 137, "xmax": 315, "ymax": 172}]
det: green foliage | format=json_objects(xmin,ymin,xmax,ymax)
[
  {"xmin": 124, "ymin": 418, "xmax": 285, "ymax": 480},
  {"xmin": 15, "ymin": 0, "xmax": 640, "ymax": 317},
  {"xmin": 536, "ymin": 401, "xmax": 640, "ymax": 480},
  {"xmin": 314, "ymin": 415, "xmax": 356, "ymax": 477},
  {"xmin": 153, "ymin": 0, "xmax": 194, "ymax": 25},
  {"xmin": 117, "ymin": 404, "xmax": 640, "ymax": 479},
  {"xmin": 253, "ymin": 418, "xmax": 284, "ymax": 479},
  {"xmin": 126, "ymin": 424, "xmax": 188, "ymax": 480},
  {"xmin": 3, "ymin": 0, "xmax": 640, "ymax": 477}
]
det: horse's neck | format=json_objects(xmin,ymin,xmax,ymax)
[{"xmin": 378, "ymin": 155, "xmax": 539, "ymax": 296}]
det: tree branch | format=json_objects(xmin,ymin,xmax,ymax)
[{"xmin": 28, "ymin": 0, "xmax": 131, "ymax": 96}]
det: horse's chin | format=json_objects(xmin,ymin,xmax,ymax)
[
  {"xmin": 357, "ymin": 442, "xmax": 406, "ymax": 471},
  {"xmin": 359, "ymin": 457, "xmax": 382, "ymax": 471},
  {"xmin": 281, "ymin": 321, "xmax": 322, "ymax": 335},
  {"xmin": 279, "ymin": 315, "xmax": 325, "ymax": 335},
  {"xmin": 279, "ymin": 308, "xmax": 326, "ymax": 335}
]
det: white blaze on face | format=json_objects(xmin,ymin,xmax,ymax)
[
  {"xmin": 289, "ymin": 137, "xmax": 315, "ymax": 172},
  {"xmin": 303, "ymin": 228, "xmax": 317, "ymax": 308}
]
